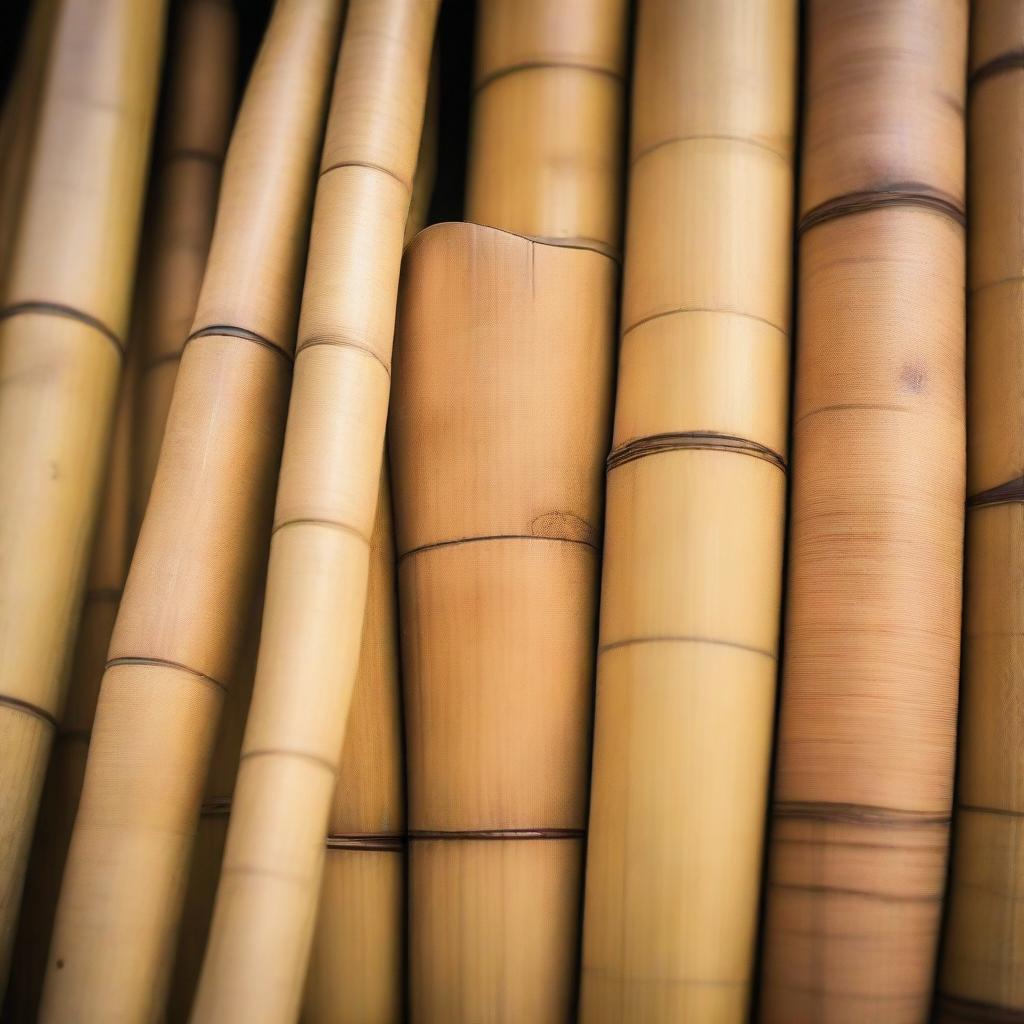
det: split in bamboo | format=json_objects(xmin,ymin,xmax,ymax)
[
  {"xmin": 579, "ymin": 2, "xmax": 796, "ymax": 1020},
  {"xmin": 38, "ymin": 3, "xmax": 344, "ymax": 1020},
  {"xmin": 759, "ymin": 2, "xmax": 967, "ymax": 1021}
]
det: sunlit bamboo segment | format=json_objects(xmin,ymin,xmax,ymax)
[
  {"xmin": 760, "ymin": 2, "xmax": 967, "ymax": 1021},
  {"xmin": 0, "ymin": 0, "xmax": 166, "ymax": 993},
  {"xmin": 191, "ymin": 3, "xmax": 439, "ymax": 1021},
  {"xmin": 38, "ymin": 3, "xmax": 343, "ymax": 1020},
  {"xmin": 937, "ymin": 3, "xmax": 1024, "ymax": 1021},
  {"xmin": 391, "ymin": 222, "xmax": 616, "ymax": 1022},
  {"xmin": 579, "ymin": 2, "xmax": 797, "ymax": 1021},
  {"xmin": 466, "ymin": 0, "xmax": 628, "ymax": 255}
]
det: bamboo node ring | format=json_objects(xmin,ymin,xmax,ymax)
[
  {"xmin": 970, "ymin": 49, "xmax": 1024, "ymax": 88},
  {"xmin": 0, "ymin": 693, "xmax": 58, "ymax": 729},
  {"xmin": 606, "ymin": 431, "xmax": 787, "ymax": 473},
  {"xmin": 184, "ymin": 323, "xmax": 293, "ymax": 364},
  {"xmin": 0, "ymin": 301, "xmax": 124, "ymax": 359},
  {"xmin": 798, "ymin": 186, "xmax": 966, "ymax": 234}
]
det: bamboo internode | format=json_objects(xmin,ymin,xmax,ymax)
[
  {"xmin": 760, "ymin": 2, "xmax": 967, "ymax": 1021},
  {"xmin": 580, "ymin": 2, "xmax": 797, "ymax": 1021},
  {"xmin": 38, "ymin": 2, "xmax": 343, "ymax": 1019},
  {"xmin": 937, "ymin": 3, "xmax": 1024, "ymax": 1020},
  {"xmin": 0, "ymin": 0, "xmax": 165, "ymax": 992}
]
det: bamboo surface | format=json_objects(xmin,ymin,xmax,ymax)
[
  {"xmin": 38, "ymin": 2, "xmax": 344, "ymax": 1020},
  {"xmin": 0, "ymin": 0, "xmax": 165, "ymax": 992},
  {"xmin": 391, "ymin": 222, "xmax": 617, "ymax": 1022},
  {"xmin": 760, "ymin": 2, "xmax": 967, "ymax": 1021},
  {"xmin": 190, "ymin": 3, "xmax": 438, "ymax": 1020},
  {"xmin": 579, "ymin": 2, "xmax": 796, "ymax": 1021},
  {"xmin": 937, "ymin": 4, "xmax": 1024, "ymax": 1020}
]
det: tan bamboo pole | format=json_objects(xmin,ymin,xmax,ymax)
[
  {"xmin": 936, "ymin": 4, "xmax": 1024, "ymax": 1020},
  {"xmin": 759, "ymin": 2, "xmax": 967, "ymax": 1020},
  {"xmin": 0, "ymin": 0, "xmax": 166, "ymax": 991},
  {"xmin": 190, "ymin": 3, "xmax": 439, "ymax": 1020},
  {"xmin": 578, "ymin": 2, "xmax": 797, "ymax": 1021},
  {"xmin": 38, "ymin": 3, "xmax": 344, "ymax": 1020}
]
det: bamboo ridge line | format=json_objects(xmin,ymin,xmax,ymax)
[
  {"xmin": 798, "ymin": 185, "xmax": 966, "ymax": 234},
  {"xmin": 631, "ymin": 132, "xmax": 790, "ymax": 167},
  {"xmin": 318, "ymin": 159, "xmax": 411, "ymax": 193},
  {"xmin": 597, "ymin": 635, "xmax": 777, "ymax": 660},
  {"xmin": 408, "ymin": 829, "xmax": 585, "ymax": 841},
  {"xmin": 295, "ymin": 334, "xmax": 392, "ymax": 374},
  {"xmin": 103, "ymin": 655, "xmax": 229, "ymax": 695},
  {"xmin": 0, "ymin": 694, "xmax": 57, "ymax": 730},
  {"xmin": 473, "ymin": 60, "xmax": 624, "ymax": 95},
  {"xmin": 0, "ymin": 301, "xmax": 123, "ymax": 356},
  {"xmin": 773, "ymin": 800, "xmax": 952, "ymax": 828},
  {"xmin": 325, "ymin": 835, "xmax": 405, "ymax": 852},
  {"xmin": 935, "ymin": 991, "xmax": 1024, "ymax": 1023},
  {"xmin": 607, "ymin": 431, "xmax": 787, "ymax": 473},
  {"xmin": 398, "ymin": 532, "xmax": 599, "ymax": 562},
  {"xmin": 969, "ymin": 49, "xmax": 1024, "ymax": 87},
  {"xmin": 184, "ymin": 323, "xmax": 293, "ymax": 363},
  {"xmin": 967, "ymin": 474, "xmax": 1024, "ymax": 508}
]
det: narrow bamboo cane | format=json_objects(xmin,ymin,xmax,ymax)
[
  {"xmin": 759, "ymin": 2, "xmax": 967, "ymax": 1021},
  {"xmin": 190, "ymin": 3, "xmax": 439, "ymax": 1020},
  {"xmin": 391, "ymin": 222, "xmax": 616, "ymax": 1022},
  {"xmin": 38, "ymin": 3, "xmax": 343, "ymax": 1020},
  {"xmin": 0, "ymin": 0, "xmax": 166, "ymax": 991},
  {"xmin": 936, "ymin": 4, "xmax": 1024, "ymax": 1020},
  {"xmin": 579, "ymin": 2, "xmax": 797, "ymax": 1021}
]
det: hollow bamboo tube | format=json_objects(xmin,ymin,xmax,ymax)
[
  {"xmin": 465, "ymin": 0, "xmax": 627, "ymax": 255},
  {"xmin": 0, "ymin": 0, "xmax": 165, "ymax": 991},
  {"xmin": 391, "ymin": 222, "xmax": 616, "ymax": 1022},
  {"xmin": 38, "ymin": 3, "xmax": 343, "ymax": 1020},
  {"xmin": 936, "ymin": 4, "xmax": 1024, "ymax": 1020},
  {"xmin": 190, "ymin": 3, "xmax": 439, "ymax": 1020},
  {"xmin": 579, "ymin": 2, "xmax": 797, "ymax": 1021},
  {"xmin": 759, "ymin": 2, "xmax": 967, "ymax": 1021}
]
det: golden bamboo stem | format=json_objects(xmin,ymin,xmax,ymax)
[
  {"xmin": 392, "ymin": 222, "xmax": 616, "ymax": 1022},
  {"xmin": 936, "ymin": 3, "xmax": 1024, "ymax": 1020},
  {"xmin": 759, "ymin": 2, "xmax": 967, "ymax": 1020},
  {"xmin": 38, "ymin": 2, "xmax": 343, "ymax": 1019},
  {"xmin": 190, "ymin": 3, "xmax": 439, "ymax": 1020},
  {"xmin": 579, "ymin": 2, "xmax": 797, "ymax": 1020},
  {"xmin": 0, "ymin": 0, "xmax": 165, "ymax": 991}
]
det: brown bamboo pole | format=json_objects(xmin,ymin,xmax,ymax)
[
  {"xmin": 936, "ymin": 4, "xmax": 1024, "ymax": 1020},
  {"xmin": 579, "ymin": 2, "xmax": 797, "ymax": 1021},
  {"xmin": 759, "ymin": 2, "xmax": 967, "ymax": 1020},
  {"xmin": 190, "ymin": 3, "xmax": 439, "ymax": 1020},
  {"xmin": 391, "ymin": 222, "xmax": 616, "ymax": 1022},
  {"xmin": 0, "ymin": 0, "xmax": 165, "ymax": 992},
  {"xmin": 38, "ymin": 3, "xmax": 344, "ymax": 1020}
]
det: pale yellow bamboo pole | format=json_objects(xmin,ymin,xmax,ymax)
[
  {"xmin": 579, "ymin": 2, "xmax": 797, "ymax": 1021},
  {"xmin": 38, "ymin": 3, "xmax": 344, "ymax": 1020},
  {"xmin": 0, "ymin": 0, "xmax": 165, "ymax": 992},
  {"xmin": 937, "ymin": 3, "xmax": 1024, "ymax": 1020},
  {"xmin": 191, "ymin": 5, "xmax": 438, "ymax": 1019}
]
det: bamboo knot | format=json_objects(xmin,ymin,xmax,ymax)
[
  {"xmin": 970, "ymin": 50, "xmax": 1024, "ymax": 88},
  {"xmin": 799, "ymin": 186, "xmax": 965, "ymax": 234},
  {"xmin": 967, "ymin": 475, "xmax": 1024, "ymax": 510},
  {"xmin": 606, "ymin": 431, "xmax": 786, "ymax": 473},
  {"xmin": 0, "ymin": 301, "xmax": 124, "ymax": 359}
]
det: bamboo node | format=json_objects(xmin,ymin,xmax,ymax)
[
  {"xmin": 967, "ymin": 475, "xmax": 1024, "ymax": 509},
  {"xmin": 0, "ymin": 693, "xmax": 57, "ymax": 729},
  {"xmin": 970, "ymin": 50, "xmax": 1024, "ymax": 88},
  {"xmin": 318, "ymin": 159, "xmax": 411, "ymax": 195},
  {"xmin": 606, "ymin": 431, "xmax": 786, "ymax": 473},
  {"xmin": 184, "ymin": 323, "xmax": 293, "ymax": 364},
  {"xmin": 0, "ymin": 301, "xmax": 124, "ymax": 358},
  {"xmin": 798, "ymin": 185, "xmax": 965, "ymax": 235},
  {"xmin": 407, "ymin": 828, "xmax": 584, "ymax": 841},
  {"xmin": 473, "ymin": 60, "xmax": 623, "ymax": 96}
]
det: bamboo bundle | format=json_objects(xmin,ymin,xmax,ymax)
[
  {"xmin": 38, "ymin": 2, "xmax": 344, "ymax": 1020},
  {"xmin": 391, "ymin": 222, "xmax": 616, "ymax": 1022},
  {"xmin": 937, "ymin": 4, "xmax": 1024, "ymax": 1020},
  {"xmin": 579, "ymin": 2, "xmax": 796, "ymax": 1021},
  {"xmin": 191, "ymin": 3, "xmax": 438, "ymax": 1020},
  {"xmin": 759, "ymin": 2, "xmax": 967, "ymax": 1020},
  {"xmin": 0, "ymin": 0, "xmax": 165, "ymax": 991},
  {"xmin": 466, "ymin": 0, "xmax": 627, "ymax": 255}
]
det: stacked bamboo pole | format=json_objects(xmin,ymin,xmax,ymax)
[
  {"xmin": 937, "ymin": 3, "xmax": 1024, "ymax": 1020},
  {"xmin": 38, "ymin": 2, "xmax": 344, "ymax": 1020},
  {"xmin": 191, "ymin": 3, "xmax": 439, "ymax": 1020},
  {"xmin": 0, "ymin": 0, "xmax": 165, "ymax": 993},
  {"xmin": 579, "ymin": 2, "xmax": 796, "ymax": 1021},
  {"xmin": 760, "ymin": 2, "xmax": 967, "ymax": 1021}
]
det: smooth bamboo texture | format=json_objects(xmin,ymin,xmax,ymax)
[
  {"xmin": 0, "ymin": 0, "xmax": 165, "ymax": 993},
  {"xmin": 760, "ymin": 3, "xmax": 967, "ymax": 1021},
  {"xmin": 391, "ymin": 222, "xmax": 617, "ymax": 1022},
  {"xmin": 190, "ymin": 3, "xmax": 438, "ymax": 1020},
  {"xmin": 38, "ymin": 3, "xmax": 343, "ymax": 1020},
  {"xmin": 937, "ymin": 4, "xmax": 1024, "ymax": 1020},
  {"xmin": 465, "ymin": 0, "xmax": 628, "ymax": 255},
  {"xmin": 579, "ymin": 3, "xmax": 796, "ymax": 1021},
  {"xmin": 134, "ymin": 0, "xmax": 237, "ymax": 529}
]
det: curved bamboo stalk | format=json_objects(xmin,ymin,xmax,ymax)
[
  {"xmin": 760, "ymin": 2, "xmax": 967, "ymax": 1020},
  {"xmin": 38, "ymin": 3, "xmax": 343, "ymax": 1020},
  {"xmin": 392, "ymin": 222, "xmax": 616, "ymax": 1022},
  {"xmin": 937, "ymin": 4, "xmax": 1024, "ymax": 1020},
  {"xmin": 579, "ymin": 2, "xmax": 796, "ymax": 1020},
  {"xmin": 190, "ymin": 3, "xmax": 439, "ymax": 1020},
  {"xmin": 0, "ymin": 0, "xmax": 166, "ymax": 991}
]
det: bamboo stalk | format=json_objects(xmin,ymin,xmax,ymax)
[
  {"xmin": 937, "ymin": 4, "xmax": 1024, "ymax": 1020},
  {"xmin": 190, "ymin": 3, "xmax": 439, "ymax": 1020},
  {"xmin": 579, "ymin": 2, "xmax": 796, "ymax": 1021},
  {"xmin": 759, "ymin": 2, "xmax": 967, "ymax": 1020},
  {"xmin": 38, "ymin": 3, "xmax": 344, "ymax": 1019},
  {"xmin": 391, "ymin": 222, "xmax": 617, "ymax": 1022},
  {"xmin": 0, "ymin": 0, "xmax": 166, "ymax": 992}
]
